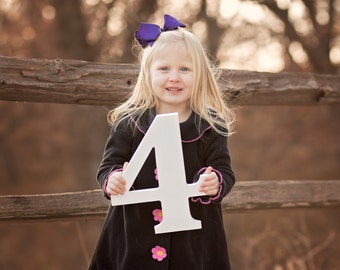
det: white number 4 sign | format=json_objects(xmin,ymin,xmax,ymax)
[{"xmin": 111, "ymin": 113, "xmax": 208, "ymax": 234}]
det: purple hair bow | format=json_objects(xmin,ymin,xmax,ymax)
[{"xmin": 135, "ymin": 14, "xmax": 186, "ymax": 48}]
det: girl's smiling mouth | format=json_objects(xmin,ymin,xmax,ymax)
[{"xmin": 166, "ymin": 87, "xmax": 182, "ymax": 92}]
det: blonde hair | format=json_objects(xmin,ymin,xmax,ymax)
[{"xmin": 108, "ymin": 27, "xmax": 234, "ymax": 136}]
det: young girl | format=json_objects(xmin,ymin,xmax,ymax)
[{"xmin": 89, "ymin": 14, "xmax": 235, "ymax": 270}]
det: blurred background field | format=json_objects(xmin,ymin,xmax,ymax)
[{"xmin": 0, "ymin": 0, "xmax": 339, "ymax": 269}]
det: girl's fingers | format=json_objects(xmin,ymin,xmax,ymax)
[
  {"xmin": 200, "ymin": 180, "xmax": 218, "ymax": 190},
  {"xmin": 203, "ymin": 179, "xmax": 219, "ymax": 195},
  {"xmin": 123, "ymin": 162, "xmax": 129, "ymax": 171},
  {"xmin": 200, "ymin": 184, "xmax": 219, "ymax": 195},
  {"xmin": 200, "ymin": 168, "xmax": 219, "ymax": 195},
  {"xmin": 107, "ymin": 175, "xmax": 126, "ymax": 195},
  {"xmin": 107, "ymin": 162, "xmax": 129, "ymax": 195},
  {"xmin": 108, "ymin": 180, "xmax": 125, "ymax": 195},
  {"xmin": 204, "ymin": 166, "xmax": 213, "ymax": 174}
]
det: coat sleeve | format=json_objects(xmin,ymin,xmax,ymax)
[
  {"xmin": 96, "ymin": 122, "xmax": 134, "ymax": 199},
  {"xmin": 192, "ymin": 131, "xmax": 235, "ymax": 204}
]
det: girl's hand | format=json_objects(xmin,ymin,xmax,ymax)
[
  {"xmin": 106, "ymin": 162, "xmax": 128, "ymax": 195},
  {"xmin": 199, "ymin": 166, "xmax": 219, "ymax": 196}
]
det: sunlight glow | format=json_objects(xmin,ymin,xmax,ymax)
[
  {"xmin": 107, "ymin": 17, "xmax": 125, "ymax": 37},
  {"xmin": 0, "ymin": 0, "xmax": 21, "ymax": 21},
  {"xmin": 289, "ymin": 41, "xmax": 308, "ymax": 64},
  {"xmin": 0, "ymin": 0, "xmax": 16, "ymax": 12},
  {"xmin": 22, "ymin": 27, "xmax": 36, "ymax": 41},
  {"xmin": 84, "ymin": 0, "xmax": 100, "ymax": 6},
  {"xmin": 42, "ymin": 5, "xmax": 56, "ymax": 21},
  {"xmin": 220, "ymin": 39, "xmax": 284, "ymax": 72},
  {"xmin": 206, "ymin": 0, "xmax": 219, "ymax": 17},
  {"xmin": 288, "ymin": 1, "xmax": 312, "ymax": 35},
  {"xmin": 257, "ymin": 42, "xmax": 284, "ymax": 72},
  {"xmin": 239, "ymin": 2, "xmax": 265, "ymax": 23},
  {"xmin": 165, "ymin": 0, "xmax": 200, "ymax": 20},
  {"xmin": 86, "ymin": 29, "xmax": 101, "ymax": 45},
  {"xmin": 107, "ymin": 2, "xmax": 126, "ymax": 37},
  {"xmin": 330, "ymin": 46, "xmax": 340, "ymax": 64},
  {"xmin": 2, "ymin": 0, "xmax": 330, "ymax": 73},
  {"xmin": 220, "ymin": 0, "xmax": 239, "ymax": 19},
  {"xmin": 219, "ymin": 41, "xmax": 256, "ymax": 70},
  {"xmin": 315, "ymin": 1, "xmax": 330, "ymax": 25},
  {"xmin": 288, "ymin": 0, "xmax": 306, "ymax": 19},
  {"xmin": 276, "ymin": 0, "xmax": 291, "ymax": 9},
  {"xmin": 192, "ymin": 21, "xmax": 207, "ymax": 41}
]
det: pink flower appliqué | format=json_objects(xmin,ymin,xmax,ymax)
[
  {"xmin": 152, "ymin": 209, "xmax": 163, "ymax": 223},
  {"xmin": 151, "ymin": 245, "xmax": 167, "ymax": 261},
  {"xmin": 154, "ymin": 168, "xmax": 158, "ymax": 181}
]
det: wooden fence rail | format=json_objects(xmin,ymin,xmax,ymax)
[
  {"xmin": 0, "ymin": 56, "xmax": 340, "ymax": 106},
  {"xmin": 0, "ymin": 56, "xmax": 339, "ymax": 223},
  {"xmin": 0, "ymin": 180, "xmax": 339, "ymax": 222}
]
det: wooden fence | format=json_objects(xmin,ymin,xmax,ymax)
[{"xmin": 0, "ymin": 56, "xmax": 339, "ymax": 222}]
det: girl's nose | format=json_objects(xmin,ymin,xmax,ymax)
[{"xmin": 169, "ymin": 71, "xmax": 180, "ymax": 82}]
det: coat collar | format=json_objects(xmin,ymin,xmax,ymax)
[{"xmin": 130, "ymin": 109, "xmax": 211, "ymax": 143}]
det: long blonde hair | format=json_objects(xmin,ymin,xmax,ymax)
[{"xmin": 108, "ymin": 27, "xmax": 234, "ymax": 136}]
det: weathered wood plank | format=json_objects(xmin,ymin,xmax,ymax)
[
  {"xmin": 0, "ymin": 180, "xmax": 339, "ymax": 222},
  {"xmin": 0, "ymin": 189, "xmax": 110, "ymax": 222},
  {"xmin": 0, "ymin": 56, "xmax": 339, "ymax": 106},
  {"xmin": 222, "ymin": 180, "xmax": 340, "ymax": 212}
]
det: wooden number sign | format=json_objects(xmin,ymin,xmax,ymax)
[{"xmin": 111, "ymin": 113, "xmax": 207, "ymax": 234}]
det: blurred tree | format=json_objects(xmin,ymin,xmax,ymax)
[
  {"xmin": 190, "ymin": 0, "xmax": 339, "ymax": 73},
  {"xmin": 261, "ymin": 0, "xmax": 338, "ymax": 73},
  {"xmin": 51, "ymin": 0, "xmax": 96, "ymax": 60}
]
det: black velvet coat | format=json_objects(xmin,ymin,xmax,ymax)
[{"xmin": 89, "ymin": 110, "xmax": 235, "ymax": 270}]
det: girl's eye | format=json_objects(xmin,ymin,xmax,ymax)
[
  {"xmin": 160, "ymin": 67, "xmax": 168, "ymax": 71},
  {"xmin": 181, "ymin": 67, "xmax": 189, "ymax": 72}
]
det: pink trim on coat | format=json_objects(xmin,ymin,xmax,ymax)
[
  {"xmin": 181, "ymin": 126, "xmax": 212, "ymax": 143},
  {"xmin": 191, "ymin": 167, "xmax": 223, "ymax": 204},
  {"xmin": 129, "ymin": 114, "xmax": 212, "ymax": 143}
]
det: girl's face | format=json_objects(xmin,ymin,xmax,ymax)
[{"xmin": 150, "ymin": 40, "xmax": 193, "ymax": 120}]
